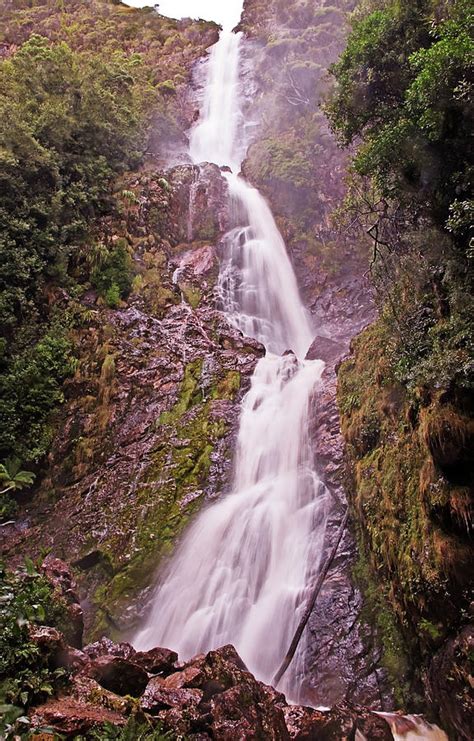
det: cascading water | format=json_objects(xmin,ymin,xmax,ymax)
[
  {"xmin": 189, "ymin": 31, "xmax": 244, "ymax": 173},
  {"xmin": 134, "ymin": 11, "xmax": 449, "ymax": 739},
  {"xmin": 134, "ymin": 24, "xmax": 327, "ymax": 700}
]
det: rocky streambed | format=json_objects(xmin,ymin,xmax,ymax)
[{"xmin": 27, "ymin": 559, "xmax": 426, "ymax": 740}]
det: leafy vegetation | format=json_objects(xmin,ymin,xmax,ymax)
[
  {"xmin": 0, "ymin": 0, "xmax": 217, "ymax": 506},
  {"xmin": 91, "ymin": 239, "xmax": 134, "ymax": 307},
  {"xmin": 0, "ymin": 30, "xmax": 147, "ymax": 490},
  {"xmin": 0, "ymin": 33, "xmax": 148, "ymax": 333},
  {"xmin": 0, "ymin": 560, "xmax": 69, "ymax": 735},
  {"xmin": 330, "ymin": 0, "xmax": 473, "ymax": 716},
  {"xmin": 327, "ymin": 0, "xmax": 473, "ymax": 232},
  {"xmin": 84, "ymin": 716, "xmax": 172, "ymax": 740}
]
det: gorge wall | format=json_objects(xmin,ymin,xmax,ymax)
[{"xmin": 0, "ymin": 0, "xmax": 472, "ymax": 739}]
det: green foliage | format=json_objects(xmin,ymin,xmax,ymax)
[
  {"xmin": 328, "ymin": 0, "xmax": 473, "ymax": 393},
  {"xmin": 85, "ymin": 716, "xmax": 173, "ymax": 740},
  {"xmin": 0, "ymin": 458, "xmax": 35, "ymax": 493},
  {"xmin": 0, "ymin": 459, "xmax": 35, "ymax": 524},
  {"xmin": 0, "ymin": 34, "xmax": 148, "ymax": 332},
  {"xmin": 0, "ymin": 30, "xmax": 148, "ymax": 467},
  {"xmin": 91, "ymin": 241, "xmax": 134, "ymax": 305},
  {"xmin": 0, "ymin": 319, "xmax": 77, "ymax": 464},
  {"xmin": 0, "ymin": 494, "xmax": 18, "ymax": 523},
  {"xmin": 327, "ymin": 0, "xmax": 473, "ymax": 233},
  {"xmin": 0, "ymin": 561, "xmax": 69, "ymax": 715}
]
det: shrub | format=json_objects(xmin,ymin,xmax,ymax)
[
  {"xmin": 92, "ymin": 241, "xmax": 134, "ymax": 304},
  {"xmin": 0, "ymin": 560, "xmax": 69, "ymax": 720}
]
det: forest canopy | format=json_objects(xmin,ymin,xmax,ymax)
[
  {"xmin": 0, "ymin": 0, "xmax": 217, "ymax": 517},
  {"xmin": 327, "ymin": 0, "xmax": 473, "ymax": 242}
]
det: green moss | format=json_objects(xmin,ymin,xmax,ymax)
[
  {"xmin": 88, "ymin": 359, "xmax": 240, "ymax": 639},
  {"xmin": 338, "ymin": 317, "xmax": 473, "ymax": 704},
  {"xmin": 157, "ymin": 79, "xmax": 176, "ymax": 94},
  {"xmin": 159, "ymin": 359, "xmax": 203, "ymax": 425},
  {"xmin": 181, "ymin": 284, "xmax": 202, "ymax": 309},
  {"xmin": 353, "ymin": 540, "xmax": 411, "ymax": 706},
  {"xmin": 418, "ymin": 618, "xmax": 444, "ymax": 642},
  {"xmin": 211, "ymin": 370, "xmax": 241, "ymax": 400}
]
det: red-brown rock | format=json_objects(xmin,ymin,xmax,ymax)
[
  {"xmin": 84, "ymin": 655, "xmax": 148, "ymax": 697},
  {"xmin": 30, "ymin": 698, "xmax": 126, "ymax": 736},
  {"xmin": 41, "ymin": 557, "xmax": 84, "ymax": 649},
  {"xmin": 285, "ymin": 702, "xmax": 394, "ymax": 740},
  {"xmin": 83, "ymin": 637, "xmax": 136, "ymax": 661},
  {"xmin": 210, "ymin": 683, "xmax": 290, "ymax": 740},
  {"xmin": 141, "ymin": 677, "xmax": 203, "ymax": 714},
  {"xmin": 133, "ymin": 646, "xmax": 178, "ymax": 675}
]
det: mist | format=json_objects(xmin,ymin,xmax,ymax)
[{"xmin": 125, "ymin": 0, "xmax": 244, "ymax": 29}]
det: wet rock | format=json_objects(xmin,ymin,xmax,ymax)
[
  {"xmin": 29, "ymin": 697, "xmax": 126, "ymax": 736},
  {"xmin": 84, "ymin": 655, "xmax": 148, "ymax": 697},
  {"xmin": 162, "ymin": 664, "xmax": 205, "ymax": 689},
  {"xmin": 28, "ymin": 625, "xmax": 67, "ymax": 660},
  {"xmin": 169, "ymin": 162, "xmax": 229, "ymax": 244},
  {"xmin": 209, "ymin": 683, "xmax": 290, "ymax": 740},
  {"xmin": 428, "ymin": 623, "xmax": 474, "ymax": 740},
  {"xmin": 83, "ymin": 637, "xmax": 136, "ymax": 661},
  {"xmin": 41, "ymin": 557, "xmax": 84, "ymax": 649},
  {"xmin": 287, "ymin": 702, "xmax": 393, "ymax": 740},
  {"xmin": 60, "ymin": 646, "xmax": 90, "ymax": 672},
  {"xmin": 141, "ymin": 678, "xmax": 203, "ymax": 714},
  {"xmin": 305, "ymin": 335, "xmax": 345, "ymax": 365},
  {"xmin": 177, "ymin": 243, "xmax": 216, "ymax": 277},
  {"xmin": 283, "ymin": 705, "xmax": 326, "ymax": 739},
  {"xmin": 134, "ymin": 646, "xmax": 178, "ymax": 675}
]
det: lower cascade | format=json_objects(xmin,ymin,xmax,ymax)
[
  {"xmin": 135, "ymin": 352, "xmax": 327, "ymax": 698},
  {"xmin": 134, "ymin": 28, "xmax": 328, "ymax": 700}
]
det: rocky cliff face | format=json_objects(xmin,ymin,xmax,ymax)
[
  {"xmin": 1, "ymin": 162, "xmax": 263, "ymax": 638},
  {"xmin": 1, "ymin": 1, "xmax": 465, "ymax": 737},
  {"xmin": 1, "ymin": 0, "xmax": 389, "ymax": 712},
  {"xmin": 236, "ymin": 0, "xmax": 391, "ymax": 711}
]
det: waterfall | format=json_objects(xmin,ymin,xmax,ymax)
[
  {"xmin": 132, "ymin": 11, "xmax": 450, "ymax": 739},
  {"xmin": 189, "ymin": 31, "xmax": 244, "ymax": 173},
  {"xmin": 134, "ymin": 24, "xmax": 327, "ymax": 699}
]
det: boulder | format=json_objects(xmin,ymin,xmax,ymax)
[
  {"xmin": 84, "ymin": 655, "xmax": 148, "ymax": 697},
  {"xmin": 209, "ymin": 683, "xmax": 290, "ymax": 740},
  {"xmin": 29, "ymin": 697, "xmax": 126, "ymax": 736},
  {"xmin": 305, "ymin": 335, "xmax": 345, "ymax": 365},
  {"xmin": 28, "ymin": 625, "xmax": 88, "ymax": 674},
  {"xmin": 83, "ymin": 637, "xmax": 136, "ymax": 661},
  {"xmin": 283, "ymin": 705, "xmax": 327, "ymax": 739},
  {"xmin": 141, "ymin": 677, "xmax": 203, "ymax": 714},
  {"xmin": 28, "ymin": 625, "xmax": 66, "ymax": 656},
  {"xmin": 287, "ymin": 702, "xmax": 393, "ymax": 740},
  {"xmin": 133, "ymin": 646, "xmax": 178, "ymax": 675},
  {"xmin": 161, "ymin": 664, "xmax": 205, "ymax": 689}
]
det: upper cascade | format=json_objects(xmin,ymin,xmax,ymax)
[
  {"xmin": 189, "ymin": 30, "xmax": 244, "ymax": 173},
  {"xmin": 189, "ymin": 28, "xmax": 313, "ymax": 358}
]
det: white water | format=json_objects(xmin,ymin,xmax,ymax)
[
  {"xmin": 378, "ymin": 714, "xmax": 448, "ymax": 741},
  {"xmin": 134, "ymin": 17, "xmax": 451, "ymax": 739},
  {"xmin": 189, "ymin": 31, "xmax": 244, "ymax": 173},
  {"xmin": 135, "ymin": 25, "xmax": 328, "ymax": 698}
]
